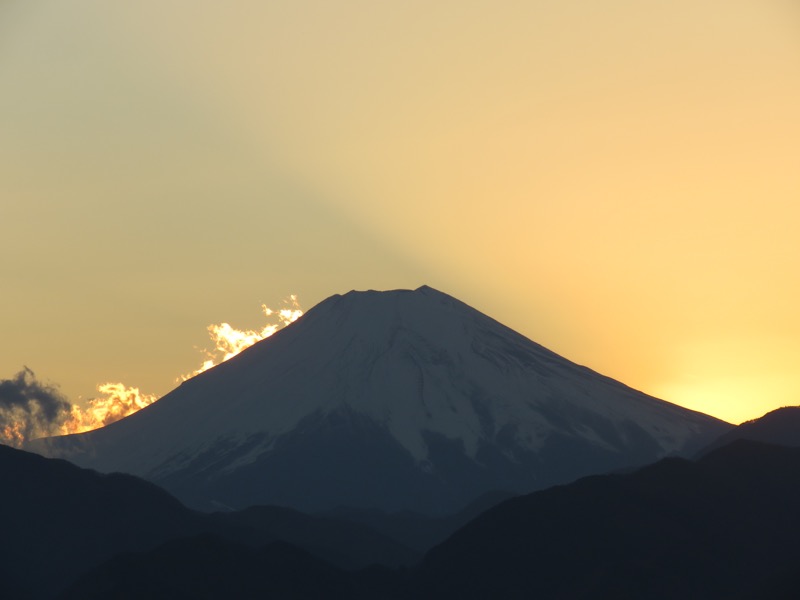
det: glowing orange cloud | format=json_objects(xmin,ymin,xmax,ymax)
[
  {"xmin": 60, "ymin": 383, "xmax": 159, "ymax": 435},
  {"xmin": 182, "ymin": 295, "xmax": 303, "ymax": 380},
  {"xmin": 2, "ymin": 423, "xmax": 24, "ymax": 447}
]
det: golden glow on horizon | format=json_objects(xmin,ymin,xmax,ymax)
[
  {"xmin": 656, "ymin": 378, "xmax": 800, "ymax": 428},
  {"xmin": 1, "ymin": 1, "xmax": 798, "ymax": 425},
  {"xmin": 652, "ymin": 336, "xmax": 800, "ymax": 425}
]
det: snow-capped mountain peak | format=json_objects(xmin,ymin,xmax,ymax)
[{"xmin": 29, "ymin": 286, "xmax": 730, "ymax": 514}]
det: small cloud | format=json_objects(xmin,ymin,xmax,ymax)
[
  {"xmin": 181, "ymin": 295, "xmax": 303, "ymax": 380},
  {"xmin": 60, "ymin": 383, "xmax": 159, "ymax": 435}
]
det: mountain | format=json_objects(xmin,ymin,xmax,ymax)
[
  {"xmin": 699, "ymin": 405, "xmax": 800, "ymax": 455},
  {"xmin": 0, "ymin": 444, "xmax": 416, "ymax": 599},
  {"xmin": 415, "ymin": 440, "xmax": 800, "ymax": 599},
  {"xmin": 29, "ymin": 286, "xmax": 730, "ymax": 514},
  {"xmin": 0, "ymin": 443, "xmax": 198, "ymax": 599}
]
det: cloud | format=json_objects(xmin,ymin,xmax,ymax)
[
  {"xmin": 0, "ymin": 367, "xmax": 71, "ymax": 447},
  {"xmin": 61, "ymin": 382, "xmax": 158, "ymax": 435},
  {"xmin": 181, "ymin": 296, "xmax": 303, "ymax": 380}
]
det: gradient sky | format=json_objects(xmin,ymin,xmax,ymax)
[{"xmin": 2, "ymin": 0, "xmax": 799, "ymax": 425}]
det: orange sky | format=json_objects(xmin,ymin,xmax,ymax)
[{"xmin": 2, "ymin": 0, "xmax": 799, "ymax": 425}]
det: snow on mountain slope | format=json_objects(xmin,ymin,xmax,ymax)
[{"xmin": 28, "ymin": 286, "xmax": 731, "ymax": 514}]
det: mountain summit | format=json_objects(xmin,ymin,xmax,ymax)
[{"xmin": 30, "ymin": 286, "xmax": 730, "ymax": 514}]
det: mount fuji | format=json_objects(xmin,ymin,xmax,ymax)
[{"xmin": 29, "ymin": 286, "xmax": 730, "ymax": 514}]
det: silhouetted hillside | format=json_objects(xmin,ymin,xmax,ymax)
[
  {"xmin": 209, "ymin": 505, "xmax": 417, "ymax": 569},
  {"xmin": 0, "ymin": 443, "xmax": 197, "ymax": 599},
  {"xmin": 322, "ymin": 489, "xmax": 516, "ymax": 554},
  {"xmin": 59, "ymin": 535, "xmax": 377, "ymax": 600},
  {"xmin": 700, "ymin": 405, "xmax": 800, "ymax": 455},
  {"xmin": 0, "ymin": 444, "xmax": 417, "ymax": 599},
  {"xmin": 417, "ymin": 440, "xmax": 800, "ymax": 599}
]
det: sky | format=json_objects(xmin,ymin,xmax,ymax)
[{"xmin": 2, "ymin": 0, "xmax": 799, "ymax": 426}]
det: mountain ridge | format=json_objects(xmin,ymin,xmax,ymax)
[{"xmin": 698, "ymin": 405, "xmax": 800, "ymax": 456}]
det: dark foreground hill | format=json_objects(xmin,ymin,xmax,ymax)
[
  {"xmin": 0, "ymin": 444, "xmax": 416, "ymax": 599},
  {"xmin": 60, "ymin": 535, "xmax": 377, "ymax": 600},
  {"xmin": 0, "ymin": 443, "xmax": 197, "ymax": 599},
  {"xmin": 417, "ymin": 439, "xmax": 800, "ymax": 599},
  {"xmin": 60, "ymin": 439, "xmax": 800, "ymax": 600},
  {"xmin": 321, "ymin": 489, "xmax": 517, "ymax": 554},
  {"xmin": 699, "ymin": 405, "xmax": 800, "ymax": 455}
]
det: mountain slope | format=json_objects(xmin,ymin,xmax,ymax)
[
  {"xmin": 699, "ymin": 405, "xmax": 800, "ymax": 455},
  {"xmin": 0, "ymin": 443, "xmax": 198, "ymax": 599},
  {"xmin": 417, "ymin": 440, "xmax": 800, "ymax": 599},
  {"xmin": 0, "ymin": 444, "xmax": 417, "ymax": 599},
  {"xmin": 59, "ymin": 535, "xmax": 374, "ymax": 600},
  {"xmin": 321, "ymin": 490, "xmax": 517, "ymax": 554},
  {"xmin": 29, "ymin": 286, "xmax": 730, "ymax": 514}
]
